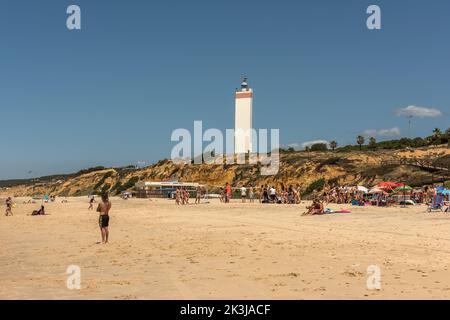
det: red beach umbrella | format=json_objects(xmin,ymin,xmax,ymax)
[{"xmin": 378, "ymin": 182, "xmax": 404, "ymax": 189}]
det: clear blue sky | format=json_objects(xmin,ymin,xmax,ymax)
[{"xmin": 1, "ymin": 0, "xmax": 449, "ymax": 179}]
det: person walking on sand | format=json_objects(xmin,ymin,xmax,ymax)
[
  {"xmin": 175, "ymin": 188, "xmax": 181, "ymax": 205},
  {"xmin": 5, "ymin": 197, "xmax": 13, "ymax": 216},
  {"xmin": 88, "ymin": 196, "xmax": 95, "ymax": 210},
  {"xmin": 184, "ymin": 188, "xmax": 190, "ymax": 204},
  {"xmin": 97, "ymin": 193, "xmax": 112, "ymax": 244}
]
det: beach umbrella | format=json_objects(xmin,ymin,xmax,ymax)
[
  {"xmin": 357, "ymin": 186, "xmax": 368, "ymax": 193},
  {"xmin": 436, "ymin": 186, "xmax": 446, "ymax": 193},
  {"xmin": 394, "ymin": 186, "xmax": 412, "ymax": 193},
  {"xmin": 393, "ymin": 185, "xmax": 412, "ymax": 208},
  {"xmin": 378, "ymin": 182, "xmax": 404, "ymax": 189},
  {"xmin": 437, "ymin": 189, "xmax": 450, "ymax": 195}
]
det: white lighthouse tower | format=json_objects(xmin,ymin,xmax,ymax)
[{"xmin": 234, "ymin": 77, "xmax": 253, "ymax": 154}]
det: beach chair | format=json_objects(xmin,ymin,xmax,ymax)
[{"xmin": 428, "ymin": 194, "xmax": 444, "ymax": 212}]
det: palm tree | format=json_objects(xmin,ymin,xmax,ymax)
[
  {"xmin": 433, "ymin": 128, "xmax": 442, "ymax": 138},
  {"xmin": 329, "ymin": 140, "xmax": 337, "ymax": 151},
  {"xmin": 369, "ymin": 137, "xmax": 377, "ymax": 150},
  {"xmin": 356, "ymin": 135, "xmax": 365, "ymax": 150},
  {"xmin": 445, "ymin": 128, "xmax": 450, "ymax": 147},
  {"xmin": 432, "ymin": 128, "xmax": 442, "ymax": 146}
]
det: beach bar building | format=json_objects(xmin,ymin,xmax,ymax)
[{"xmin": 134, "ymin": 181, "xmax": 204, "ymax": 199}]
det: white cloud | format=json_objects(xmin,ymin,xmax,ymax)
[
  {"xmin": 286, "ymin": 143, "xmax": 301, "ymax": 149},
  {"xmin": 364, "ymin": 127, "xmax": 401, "ymax": 137},
  {"xmin": 378, "ymin": 127, "xmax": 401, "ymax": 136},
  {"xmin": 396, "ymin": 105, "xmax": 442, "ymax": 118},
  {"xmin": 363, "ymin": 129, "xmax": 377, "ymax": 137}
]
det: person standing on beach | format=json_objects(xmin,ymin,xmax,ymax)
[
  {"xmin": 184, "ymin": 188, "xmax": 190, "ymax": 204},
  {"xmin": 249, "ymin": 186, "xmax": 254, "ymax": 203},
  {"xmin": 240, "ymin": 186, "xmax": 247, "ymax": 203},
  {"xmin": 195, "ymin": 185, "xmax": 202, "ymax": 204},
  {"xmin": 97, "ymin": 193, "xmax": 112, "ymax": 244},
  {"xmin": 175, "ymin": 188, "xmax": 180, "ymax": 205},
  {"xmin": 5, "ymin": 197, "xmax": 13, "ymax": 216},
  {"xmin": 262, "ymin": 185, "xmax": 269, "ymax": 203},
  {"xmin": 225, "ymin": 182, "xmax": 232, "ymax": 203},
  {"xmin": 269, "ymin": 186, "xmax": 276, "ymax": 203}
]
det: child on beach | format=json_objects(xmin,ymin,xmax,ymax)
[
  {"xmin": 5, "ymin": 197, "xmax": 13, "ymax": 216},
  {"xmin": 88, "ymin": 196, "xmax": 95, "ymax": 210},
  {"xmin": 97, "ymin": 193, "xmax": 112, "ymax": 244}
]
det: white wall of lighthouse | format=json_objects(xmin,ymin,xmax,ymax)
[{"xmin": 234, "ymin": 78, "xmax": 253, "ymax": 154}]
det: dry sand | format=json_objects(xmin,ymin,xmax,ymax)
[{"xmin": 1, "ymin": 196, "xmax": 450, "ymax": 300}]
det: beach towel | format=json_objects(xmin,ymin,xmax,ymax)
[
  {"xmin": 324, "ymin": 208, "xmax": 351, "ymax": 214},
  {"xmin": 428, "ymin": 194, "xmax": 444, "ymax": 212}
]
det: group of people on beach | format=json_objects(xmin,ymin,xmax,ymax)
[
  {"xmin": 174, "ymin": 186, "xmax": 208, "ymax": 205},
  {"xmin": 322, "ymin": 184, "xmax": 446, "ymax": 206},
  {"xmin": 175, "ymin": 187, "xmax": 191, "ymax": 205},
  {"xmin": 218, "ymin": 183, "xmax": 303, "ymax": 204},
  {"xmin": 4, "ymin": 196, "xmax": 48, "ymax": 216}
]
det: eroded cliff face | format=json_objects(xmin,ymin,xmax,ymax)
[{"xmin": 2, "ymin": 146, "xmax": 449, "ymax": 197}]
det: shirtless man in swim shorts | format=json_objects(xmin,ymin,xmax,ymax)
[
  {"xmin": 195, "ymin": 185, "xmax": 202, "ymax": 204},
  {"xmin": 97, "ymin": 193, "xmax": 112, "ymax": 244}
]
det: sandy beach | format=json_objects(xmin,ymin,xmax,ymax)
[{"xmin": 1, "ymin": 197, "xmax": 450, "ymax": 300}]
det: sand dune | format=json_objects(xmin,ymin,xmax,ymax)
[{"xmin": 1, "ymin": 197, "xmax": 450, "ymax": 299}]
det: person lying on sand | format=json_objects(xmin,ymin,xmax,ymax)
[
  {"xmin": 31, "ymin": 205, "xmax": 45, "ymax": 216},
  {"xmin": 303, "ymin": 199, "xmax": 324, "ymax": 216},
  {"xmin": 97, "ymin": 193, "xmax": 112, "ymax": 244}
]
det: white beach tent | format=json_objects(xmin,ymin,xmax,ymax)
[
  {"xmin": 368, "ymin": 187, "xmax": 384, "ymax": 194},
  {"xmin": 357, "ymin": 186, "xmax": 369, "ymax": 193}
]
